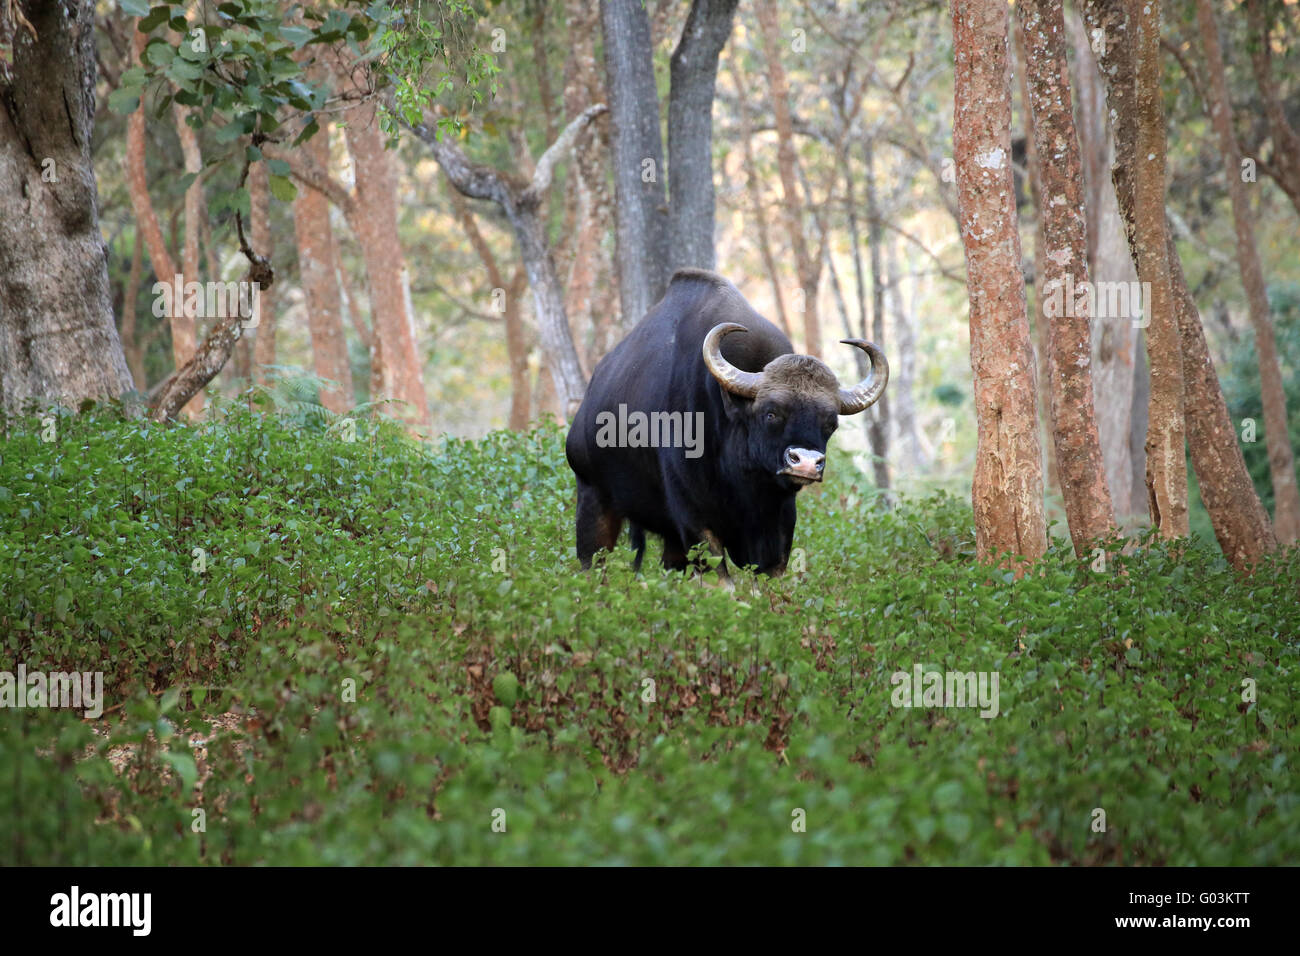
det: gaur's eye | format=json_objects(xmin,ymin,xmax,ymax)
[{"xmin": 765, "ymin": 410, "xmax": 784, "ymax": 426}]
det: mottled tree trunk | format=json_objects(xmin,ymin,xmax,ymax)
[
  {"xmin": 1018, "ymin": 0, "xmax": 1116, "ymax": 556},
  {"xmin": 952, "ymin": 0, "xmax": 1048, "ymax": 567},
  {"xmin": 1131, "ymin": 0, "xmax": 1189, "ymax": 537},
  {"xmin": 1012, "ymin": 15, "xmax": 1059, "ymax": 500},
  {"xmin": 172, "ymin": 102, "xmax": 205, "ymax": 415},
  {"xmin": 667, "ymin": 0, "xmax": 737, "ymax": 273},
  {"xmin": 292, "ymin": 126, "xmax": 354, "ymax": 414},
  {"xmin": 601, "ymin": 0, "xmax": 669, "ymax": 328},
  {"xmin": 0, "ymin": 0, "xmax": 133, "ymax": 416},
  {"xmin": 755, "ymin": 0, "xmax": 822, "ymax": 357},
  {"xmin": 1197, "ymin": 0, "xmax": 1300, "ymax": 544},
  {"xmin": 1084, "ymin": 0, "xmax": 1275, "ymax": 568}
]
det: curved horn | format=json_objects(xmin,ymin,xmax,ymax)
[
  {"xmin": 836, "ymin": 339, "xmax": 889, "ymax": 414},
  {"xmin": 702, "ymin": 323, "xmax": 763, "ymax": 399}
]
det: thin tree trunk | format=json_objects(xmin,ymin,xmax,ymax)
[
  {"xmin": 601, "ymin": 0, "xmax": 669, "ymax": 328},
  {"xmin": 172, "ymin": 102, "xmax": 205, "ymax": 415},
  {"xmin": 667, "ymin": 0, "xmax": 738, "ymax": 272},
  {"xmin": 755, "ymin": 0, "xmax": 822, "ymax": 357},
  {"xmin": 952, "ymin": 0, "xmax": 1048, "ymax": 568},
  {"xmin": 1012, "ymin": 14, "xmax": 1060, "ymax": 500},
  {"xmin": 1018, "ymin": 0, "xmax": 1117, "ymax": 556},
  {"xmin": 124, "ymin": 30, "xmax": 197, "ymax": 416},
  {"xmin": 292, "ymin": 126, "xmax": 354, "ymax": 414},
  {"xmin": 0, "ymin": 0, "xmax": 134, "ymax": 415},
  {"xmin": 249, "ymin": 160, "xmax": 277, "ymax": 388},
  {"xmin": 863, "ymin": 137, "xmax": 890, "ymax": 492},
  {"xmin": 1131, "ymin": 0, "xmax": 1189, "ymax": 537},
  {"xmin": 1244, "ymin": 0, "xmax": 1300, "ymax": 219},
  {"xmin": 727, "ymin": 58, "xmax": 790, "ymax": 336},
  {"xmin": 409, "ymin": 107, "xmax": 606, "ymax": 415},
  {"xmin": 341, "ymin": 96, "xmax": 429, "ymax": 426},
  {"xmin": 448, "ymin": 186, "xmax": 531, "ymax": 429},
  {"xmin": 884, "ymin": 236, "xmax": 926, "ymax": 473},
  {"xmin": 1197, "ymin": 0, "xmax": 1300, "ymax": 544}
]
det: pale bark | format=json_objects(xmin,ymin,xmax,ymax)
[
  {"xmin": 1018, "ymin": 0, "xmax": 1117, "ymax": 556},
  {"xmin": 1068, "ymin": 11, "xmax": 1145, "ymax": 521},
  {"xmin": 952, "ymin": 0, "xmax": 1048, "ymax": 567},
  {"xmin": 1197, "ymin": 0, "xmax": 1300, "ymax": 544},
  {"xmin": 0, "ymin": 0, "xmax": 134, "ymax": 415}
]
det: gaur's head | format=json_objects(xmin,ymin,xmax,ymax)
[{"xmin": 703, "ymin": 323, "xmax": 888, "ymax": 492}]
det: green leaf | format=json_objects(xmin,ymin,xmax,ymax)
[
  {"xmin": 107, "ymin": 88, "xmax": 140, "ymax": 115},
  {"xmin": 162, "ymin": 751, "xmax": 198, "ymax": 793},
  {"xmin": 268, "ymin": 174, "xmax": 297, "ymax": 202}
]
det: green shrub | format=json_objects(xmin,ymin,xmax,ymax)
[{"xmin": 1, "ymin": 402, "xmax": 1296, "ymax": 864}]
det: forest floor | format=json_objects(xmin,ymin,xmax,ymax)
[{"xmin": 2, "ymin": 402, "xmax": 1297, "ymax": 864}]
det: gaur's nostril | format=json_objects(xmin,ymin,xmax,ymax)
[{"xmin": 785, "ymin": 448, "xmax": 800, "ymax": 466}]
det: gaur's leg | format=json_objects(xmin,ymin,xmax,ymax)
[
  {"xmin": 575, "ymin": 480, "xmax": 623, "ymax": 569},
  {"xmin": 629, "ymin": 524, "xmax": 647, "ymax": 573}
]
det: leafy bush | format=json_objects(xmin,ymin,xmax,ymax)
[{"xmin": 1, "ymin": 403, "xmax": 1296, "ymax": 864}]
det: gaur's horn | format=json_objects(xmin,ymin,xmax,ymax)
[
  {"xmin": 836, "ymin": 340, "xmax": 889, "ymax": 414},
  {"xmin": 702, "ymin": 323, "xmax": 763, "ymax": 399}
]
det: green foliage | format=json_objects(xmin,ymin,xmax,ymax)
[{"xmin": 1, "ymin": 408, "xmax": 1296, "ymax": 864}]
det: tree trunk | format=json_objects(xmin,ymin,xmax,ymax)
[
  {"xmin": 863, "ymin": 137, "xmax": 890, "ymax": 492},
  {"xmin": 601, "ymin": 0, "xmax": 669, "ymax": 328},
  {"xmin": 1068, "ymin": 10, "xmax": 1144, "ymax": 523},
  {"xmin": 884, "ymin": 237, "xmax": 926, "ymax": 474},
  {"xmin": 952, "ymin": 0, "xmax": 1048, "ymax": 568},
  {"xmin": 341, "ymin": 96, "xmax": 429, "ymax": 426},
  {"xmin": 1244, "ymin": 0, "xmax": 1300, "ymax": 219},
  {"xmin": 1084, "ymin": 0, "xmax": 1275, "ymax": 568},
  {"xmin": 0, "ymin": 0, "xmax": 133, "ymax": 416},
  {"xmin": 249, "ymin": 160, "xmax": 277, "ymax": 388},
  {"xmin": 1131, "ymin": 0, "xmax": 1189, "ymax": 537},
  {"xmin": 1018, "ymin": 0, "xmax": 1116, "ymax": 557},
  {"xmin": 171, "ymin": 102, "xmax": 205, "ymax": 415},
  {"xmin": 727, "ymin": 59, "xmax": 790, "ymax": 336},
  {"xmin": 124, "ymin": 29, "xmax": 197, "ymax": 416},
  {"xmin": 667, "ymin": 0, "xmax": 738, "ymax": 273},
  {"xmin": 755, "ymin": 0, "xmax": 822, "ymax": 357},
  {"xmin": 1012, "ymin": 14, "xmax": 1060, "ymax": 500},
  {"xmin": 448, "ymin": 185, "xmax": 531, "ymax": 429},
  {"xmin": 292, "ymin": 126, "xmax": 354, "ymax": 414},
  {"xmin": 1196, "ymin": 0, "xmax": 1300, "ymax": 544},
  {"xmin": 409, "ymin": 106, "xmax": 606, "ymax": 416}
]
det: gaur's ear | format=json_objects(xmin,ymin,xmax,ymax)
[{"xmin": 718, "ymin": 387, "xmax": 751, "ymax": 422}]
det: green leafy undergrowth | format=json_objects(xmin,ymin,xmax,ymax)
[{"xmin": 1, "ymin": 405, "xmax": 1296, "ymax": 864}]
